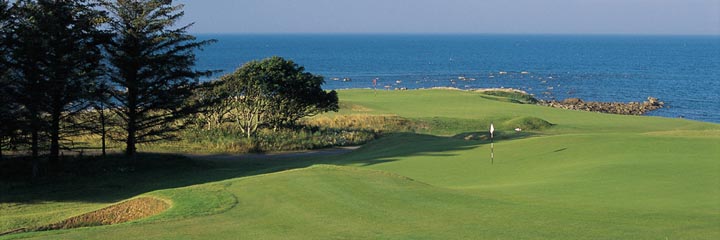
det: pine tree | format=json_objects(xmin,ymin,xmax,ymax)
[
  {"xmin": 102, "ymin": 0, "xmax": 214, "ymax": 157},
  {"xmin": 8, "ymin": 0, "xmax": 107, "ymax": 166},
  {"xmin": 0, "ymin": 0, "xmax": 17, "ymax": 159},
  {"xmin": 5, "ymin": 1, "xmax": 45, "ymax": 176}
]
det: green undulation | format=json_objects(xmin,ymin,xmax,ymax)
[
  {"xmin": 2, "ymin": 89, "xmax": 719, "ymax": 239},
  {"xmin": 502, "ymin": 116, "xmax": 554, "ymax": 130}
]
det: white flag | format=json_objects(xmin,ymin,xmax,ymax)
[{"xmin": 490, "ymin": 123, "xmax": 495, "ymax": 137}]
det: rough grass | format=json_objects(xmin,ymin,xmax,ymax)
[
  {"xmin": 304, "ymin": 114, "xmax": 423, "ymax": 132},
  {"xmin": 139, "ymin": 126, "xmax": 377, "ymax": 154}
]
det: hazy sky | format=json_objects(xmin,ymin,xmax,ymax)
[{"xmin": 175, "ymin": 0, "xmax": 720, "ymax": 35}]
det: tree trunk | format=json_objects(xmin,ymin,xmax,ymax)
[
  {"xmin": 49, "ymin": 106, "xmax": 61, "ymax": 165},
  {"xmin": 31, "ymin": 125, "xmax": 39, "ymax": 179},
  {"xmin": 126, "ymin": 120, "xmax": 136, "ymax": 157},
  {"xmin": 126, "ymin": 107, "xmax": 137, "ymax": 158},
  {"xmin": 101, "ymin": 128, "xmax": 106, "ymax": 157},
  {"xmin": 126, "ymin": 77, "xmax": 138, "ymax": 158},
  {"xmin": 100, "ymin": 108, "xmax": 106, "ymax": 157}
]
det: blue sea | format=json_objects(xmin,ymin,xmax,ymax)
[{"xmin": 194, "ymin": 34, "xmax": 720, "ymax": 123}]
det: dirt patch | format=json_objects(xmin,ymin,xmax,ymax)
[{"xmin": 36, "ymin": 197, "xmax": 169, "ymax": 231}]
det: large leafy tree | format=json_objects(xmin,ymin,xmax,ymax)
[
  {"xmin": 214, "ymin": 66, "xmax": 272, "ymax": 139},
  {"xmin": 261, "ymin": 57, "xmax": 339, "ymax": 129},
  {"xmin": 7, "ymin": 0, "xmax": 106, "ymax": 167},
  {"xmin": 187, "ymin": 81, "xmax": 232, "ymax": 130},
  {"xmin": 102, "ymin": 0, "xmax": 214, "ymax": 157},
  {"xmin": 213, "ymin": 57, "xmax": 339, "ymax": 138}
]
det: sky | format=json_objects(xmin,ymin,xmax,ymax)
[{"xmin": 175, "ymin": 0, "xmax": 720, "ymax": 35}]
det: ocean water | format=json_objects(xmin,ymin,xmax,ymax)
[{"xmin": 194, "ymin": 34, "xmax": 720, "ymax": 123}]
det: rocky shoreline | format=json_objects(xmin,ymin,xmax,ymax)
[
  {"xmin": 538, "ymin": 97, "xmax": 665, "ymax": 115},
  {"xmin": 431, "ymin": 87, "xmax": 666, "ymax": 116}
]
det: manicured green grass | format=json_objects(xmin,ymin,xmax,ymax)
[{"xmin": 2, "ymin": 89, "xmax": 719, "ymax": 239}]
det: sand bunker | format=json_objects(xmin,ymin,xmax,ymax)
[
  {"xmin": 38, "ymin": 197, "xmax": 170, "ymax": 231},
  {"xmin": 1, "ymin": 197, "xmax": 170, "ymax": 236}
]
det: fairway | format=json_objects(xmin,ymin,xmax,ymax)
[{"xmin": 2, "ymin": 89, "xmax": 719, "ymax": 239}]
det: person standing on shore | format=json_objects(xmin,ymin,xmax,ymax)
[{"xmin": 372, "ymin": 78, "xmax": 378, "ymax": 94}]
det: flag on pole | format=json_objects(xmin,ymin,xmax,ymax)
[
  {"xmin": 490, "ymin": 123, "xmax": 495, "ymax": 164},
  {"xmin": 490, "ymin": 123, "xmax": 495, "ymax": 139}
]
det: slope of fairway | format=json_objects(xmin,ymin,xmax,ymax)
[
  {"xmin": 3, "ymin": 89, "xmax": 719, "ymax": 239},
  {"xmin": 8, "ymin": 165, "xmax": 718, "ymax": 240}
]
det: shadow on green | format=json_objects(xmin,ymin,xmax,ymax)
[{"xmin": 0, "ymin": 131, "xmax": 534, "ymax": 206}]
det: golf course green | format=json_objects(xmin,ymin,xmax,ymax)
[{"xmin": 2, "ymin": 89, "xmax": 719, "ymax": 239}]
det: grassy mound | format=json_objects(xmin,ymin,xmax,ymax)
[{"xmin": 502, "ymin": 116, "xmax": 554, "ymax": 130}]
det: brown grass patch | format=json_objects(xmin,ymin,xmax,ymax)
[
  {"xmin": 339, "ymin": 102, "xmax": 374, "ymax": 112},
  {"xmin": 305, "ymin": 114, "xmax": 426, "ymax": 133}
]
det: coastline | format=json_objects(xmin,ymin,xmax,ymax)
[
  {"xmin": 356, "ymin": 87, "xmax": 669, "ymax": 117},
  {"xmin": 194, "ymin": 34, "xmax": 719, "ymax": 123}
]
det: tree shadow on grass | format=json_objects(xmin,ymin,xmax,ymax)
[
  {"xmin": 0, "ymin": 132, "xmax": 535, "ymax": 205},
  {"xmin": 0, "ymin": 153, "xmax": 214, "ymax": 204},
  {"xmin": 325, "ymin": 133, "xmax": 479, "ymax": 167},
  {"xmin": 327, "ymin": 131, "xmax": 540, "ymax": 167}
]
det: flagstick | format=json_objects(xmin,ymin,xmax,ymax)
[
  {"xmin": 490, "ymin": 122, "xmax": 495, "ymax": 165},
  {"xmin": 491, "ymin": 133, "xmax": 494, "ymax": 165}
]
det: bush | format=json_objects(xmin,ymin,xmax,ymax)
[{"xmin": 503, "ymin": 117, "xmax": 553, "ymax": 130}]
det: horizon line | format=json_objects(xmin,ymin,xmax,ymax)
[{"xmin": 189, "ymin": 32, "xmax": 720, "ymax": 37}]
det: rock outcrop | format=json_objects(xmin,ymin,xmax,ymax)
[{"xmin": 538, "ymin": 97, "xmax": 664, "ymax": 115}]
